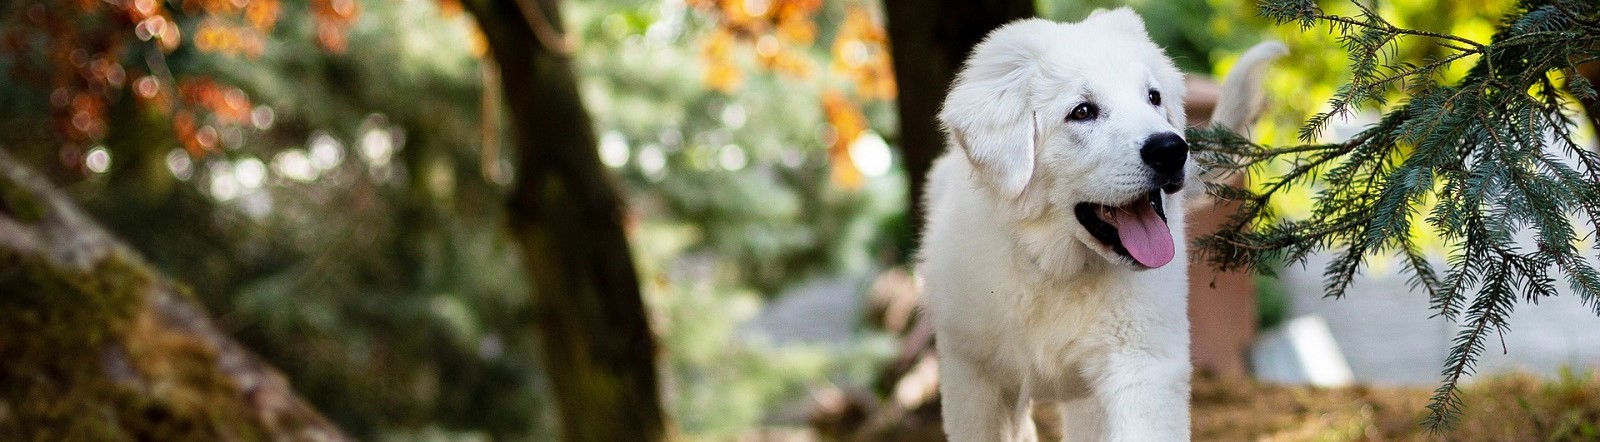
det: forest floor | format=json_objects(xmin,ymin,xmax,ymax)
[
  {"xmin": 1190, "ymin": 370, "xmax": 1599, "ymax": 441},
  {"xmin": 782, "ymin": 369, "xmax": 1600, "ymax": 441}
]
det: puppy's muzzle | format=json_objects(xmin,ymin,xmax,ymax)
[{"xmin": 1140, "ymin": 132, "xmax": 1187, "ymax": 193}]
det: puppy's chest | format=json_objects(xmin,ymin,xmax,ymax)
[
  {"xmin": 994, "ymin": 295, "xmax": 1106, "ymax": 394},
  {"xmin": 1027, "ymin": 363, "xmax": 1094, "ymax": 401},
  {"xmin": 1011, "ymin": 320, "xmax": 1100, "ymax": 401},
  {"xmin": 1001, "ymin": 282, "xmax": 1140, "ymax": 399}
]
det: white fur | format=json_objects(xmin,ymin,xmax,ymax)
[{"xmin": 920, "ymin": 9, "xmax": 1282, "ymax": 441}]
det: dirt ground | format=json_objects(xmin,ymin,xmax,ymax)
[
  {"xmin": 800, "ymin": 369, "xmax": 1600, "ymax": 441},
  {"xmin": 1191, "ymin": 371, "xmax": 1600, "ymax": 441}
]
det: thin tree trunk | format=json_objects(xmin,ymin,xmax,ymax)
[
  {"xmin": 0, "ymin": 150, "xmax": 347, "ymax": 441},
  {"xmin": 882, "ymin": 0, "xmax": 1034, "ymax": 247},
  {"xmin": 462, "ymin": 0, "xmax": 668, "ymax": 440},
  {"xmin": 1575, "ymin": 61, "xmax": 1600, "ymax": 145}
]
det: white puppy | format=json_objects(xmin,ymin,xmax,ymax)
[{"xmin": 919, "ymin": 8, "xmax": 1284, "ymax": 441}]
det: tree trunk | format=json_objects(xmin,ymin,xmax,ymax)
[
  {"xmin": 0, "ymin": 150, "xmax": 347, "ymax": 441},
  {"xmin": 462, "ymin": 1, "xmax": 668, "ymax": 440},
  {"xmin": 882, "ymin": 0, "xmax": 1034, "ymax": 246},
  {"xmin": 1575, "ymin": 60, "xmax": 1600, "ymax": 145}
]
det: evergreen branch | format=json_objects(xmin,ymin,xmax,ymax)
[
  {"xmin": 1434, "ymin": 212, "xmax": 1488, "ymax": 320},
  {"xmin": 1425, "ymin": 256, "xmax": 1509, "ymax": 429},
  {"xmin": 1360, "ymin": 51, "xmax": 1481, "ymax": 95},
  {"xmin": 1192, "ymin": 0, "xmax": 1600, "ymax": 430},
  {"xmin": 1551, "ymin": 0, "xmax": 1600, "ymax": 26},
  {"xmin": 1286, "ymin": 7, "xmax": 1487, "ymax": 51},
  {"xmin": 1399, "ymin": 237, "xmax": 1445, "ymax": 306}
]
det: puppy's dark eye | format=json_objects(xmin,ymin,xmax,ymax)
[
  {"xmin": 1067, "ymin": 103, "xmax": 1098, "ymax": 122},
  {"xmin": 1148, "ymin": 89, "xmax": 1162, "ymax": 106}
]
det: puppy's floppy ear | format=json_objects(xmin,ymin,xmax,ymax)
[
  {"xmin": 1085, "ymin": 7, "xmax": 1149, "ymax": 37},
  {"xmin": 939, "ymin": 19, "xmax": 1053, "ymax": 199}
]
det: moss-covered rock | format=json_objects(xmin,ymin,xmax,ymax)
[{"xmin": 0, "ymin": 151, "xmax": 346, "ymax": 441}]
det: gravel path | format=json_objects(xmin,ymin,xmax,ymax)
[{"xmin": 1277, "ymin": 252, "xmax": 1600, "ymax": 384}]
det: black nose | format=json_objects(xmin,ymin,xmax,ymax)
[{"xmin": 1141, "ymin": 132, "xmax": 1188, "ymax": 191}]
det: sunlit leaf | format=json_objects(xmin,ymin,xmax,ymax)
[{"xmin": 823, "ymin": 91, "xmax": 866, "ymax": 189}]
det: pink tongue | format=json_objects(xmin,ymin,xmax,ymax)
[{"xmin": 1111, "ymin": 199, "xmax": 1174, "ymax": 268}]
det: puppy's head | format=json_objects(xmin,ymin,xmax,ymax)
[{"xmin": 939, "ymin": 8, "xmax": 1189, "ymax": 269}]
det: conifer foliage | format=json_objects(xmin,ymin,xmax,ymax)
[{"xmin": 1189, "ymin": 0, "xmax": 1600, "ymax": 428}]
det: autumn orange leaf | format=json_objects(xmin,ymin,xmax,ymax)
[
  {"xmin": 0, "ymin": 0, "xmax": 314, "ymax": 168},
  {"xmin": 823, "ymin": 91, "xmax": 867, "ymax": 189},
  {"xmin": 830, "ymin": 7, "xmax": 895, "ymax": 100},
  {"xmin": 702, "ymin": 28, "xmax": 744, "ymax": 93}
]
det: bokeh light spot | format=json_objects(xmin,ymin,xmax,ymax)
[
  {"xmin": 849, "ymin": 131, "xmax": 891, "ymax": 178},
  {"xmin": 235, "ymin": 157, "xmax": 267, "ymax": 189},
  {"xmin": 600, "ymin": 131, "xmax": 631, "ymax": 168},
  {"xmin": 85, "ymin": 146, "xmax": 111, "ymax": 174},
  {"xmin": 165, "ymin": 149, "xmax": 193, "ymax": 181}
]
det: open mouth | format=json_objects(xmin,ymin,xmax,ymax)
[{"xmin": 1073, "ymin": 190, "xmax": 1175, "ymax": 268}]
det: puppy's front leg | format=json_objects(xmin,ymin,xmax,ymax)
[
  {"xmin": 1057, "ymin": 397, "xmax": 1106, "ymax": 442},
  {"xmin": 939, "ymin": 356, "xmax": 1036, "ymax": 442},
  {"xmin": 1090, "ymin": 352, "xmax": 1190, "ymax": 441}
]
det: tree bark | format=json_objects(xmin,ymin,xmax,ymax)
[
  {"xmin": 882, "ymin": 0, "xmax": 1034, "ymax": 246},
  {"xmin": 0, "ymin": 150, "xmax": 347, "ymax": 441},
  {"xmin": 462, "ymin": 1, "xmax": 668, "ymax": 440},
  {"xmin": 1575, "ymin": 60, "xmax": 1600, "ymax": 146}
]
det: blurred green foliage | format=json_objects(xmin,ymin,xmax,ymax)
[
  {"xmin": 569, "ymin": 0, "xmax": 905, "ymax": 293},
  {"xmin": 4, "ymin": 0, "xmax": 902, "ymax": 438}
]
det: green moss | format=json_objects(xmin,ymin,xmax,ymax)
[
  {"xmin": 0, "ymin": 173, "xmax": 46, "ymax": 223},
  {"xmin": 0, "ymin": 249, "xmax": 282, "ymax": 441},
  {"xmin": 0, "ymin": 249, "xmax": 147, "ymax": 440}
]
